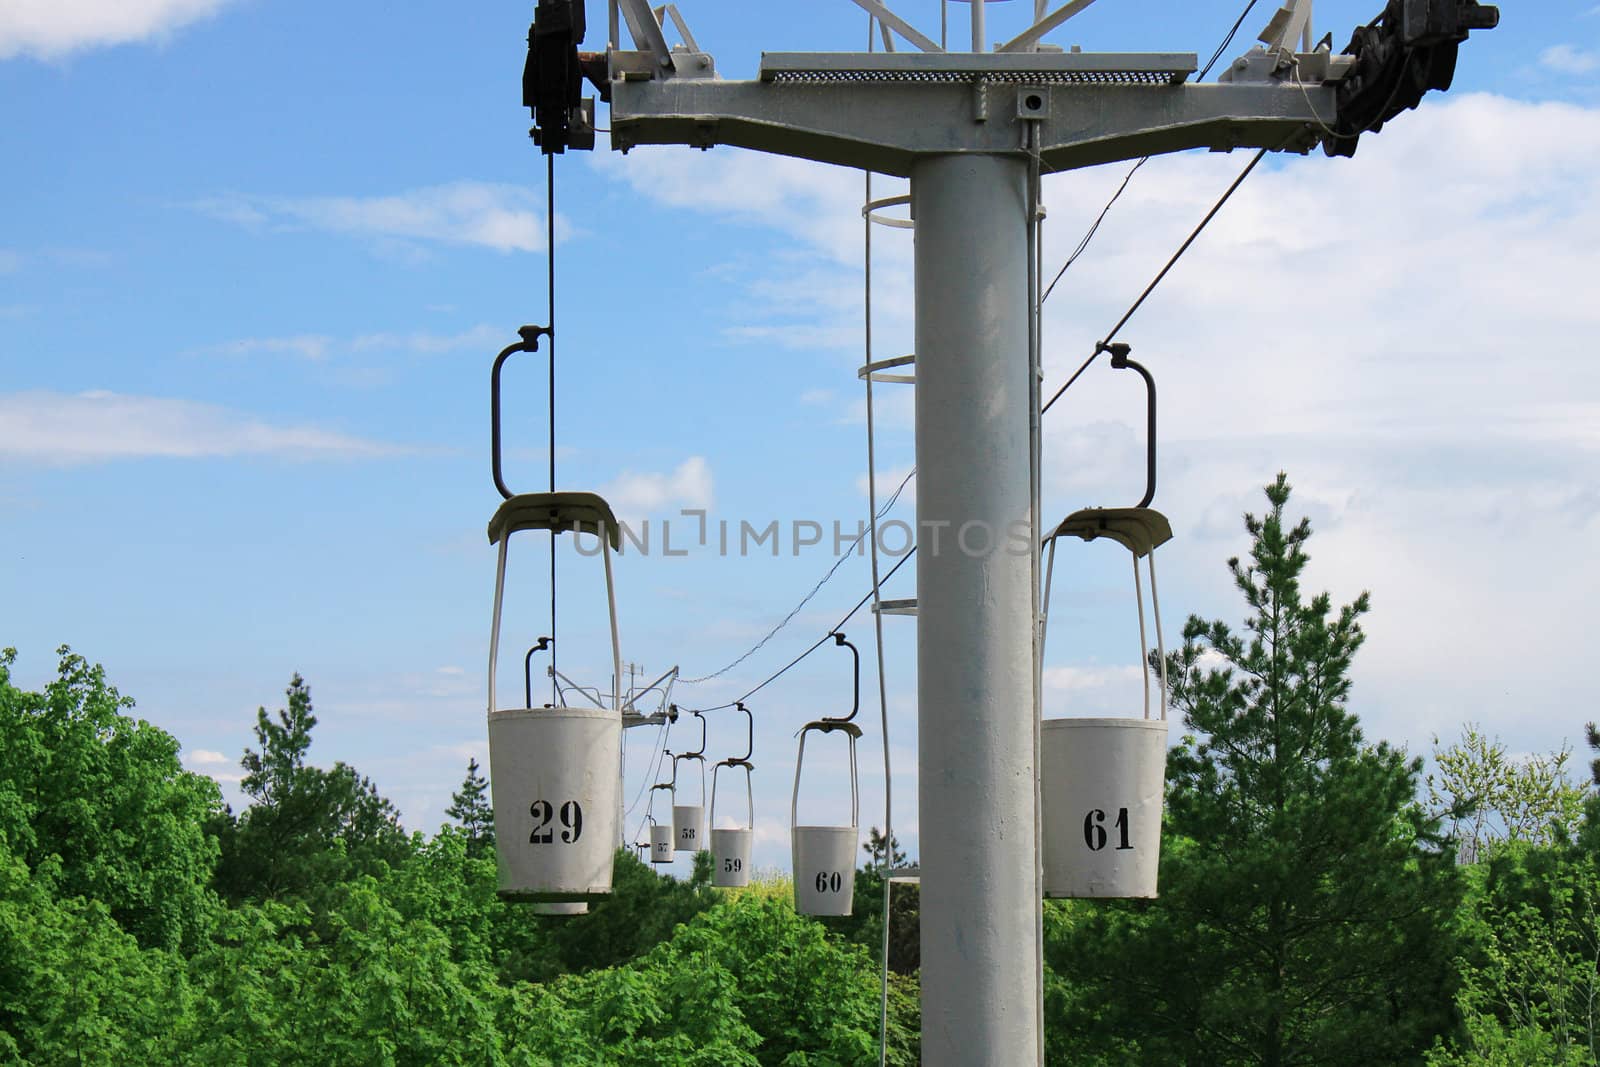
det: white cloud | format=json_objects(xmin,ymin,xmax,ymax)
[
  {"xmin": 206, "ymin": 334, "xmax": 333, "ymax": 361},
  {"xmin": 1023, "ymin": 94, "xmax": 1600, "ymax": 760},
  {"xmin": 1043, "ymin": 665, "xmax": 1145, "ymax": 692},
  {"xmin": 0, "ymin": 0, "xmax": 234, "ymax": 60},
  {"xmin": 195, "ymin": 183, "xmax": 567, "ymax": 253},
  {"xmin": 350, "ymin": 324, "xmax": 505, "ymax": 354},
  {"xmin": 602, "ymin": 456, "xmax": 715, "ymax": 519},
  {"xmin": 184, "ymin": 749, "xmax": 242, "ymax": 785},
  {"xmin": 0, "ymin": 390, "xmax": 412, "ymax": 464},
  {"xmin": 198, "ymin": 324, "xmax": 504, "ymax": 364},
  {"xmin": 1540, "ymin": 44, "xmax": 1600, "ymax": 75},
  {"xmin": 591, "ymin": 151, "xmax": 900, "ymax": 354}
]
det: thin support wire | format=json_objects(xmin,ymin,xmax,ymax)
[
  {"xmin": 1036, "ymin": 0, "xmax": 1264, "ymax": 312},
  {"xmin": 1025, "ymin": 117, "xmax": 1048, "ymax": 1067},
  {"xmin": 1040, "ymin": 144, "xmax": 1273, "ymax": 415},
  {"xmin": 676, "ymin": 466, "xmax": 914, "ymax": 686},
  {"xmin": 546, "ymin": 152, "xmax": 559, "ymax": 707},
  {"xmin": 861, "ymin": 44, "xmax": 895, "ymax": 1054}
]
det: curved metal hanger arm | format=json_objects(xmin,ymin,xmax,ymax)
[
  {"xmin": 823, "ymin": 632, "xmax": 861, "ymax": 725},
  {"xmin": 1099, "ymin": 341, "xmax": 1156, "ymax": 509},
  {"xmin": 682, "ymin": 709, "xmax": 708, "ymax": 758},
  {"xmin": 523, "ymin": 636, "xmax": 551, "ymax": 708},
  {"xmin": 491, "ymin": 325, "xmax": 553, "ymax": 501}
]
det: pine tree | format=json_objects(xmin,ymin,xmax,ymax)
[
  {"xmin": 446, "ymin": 757, "xmax": 495, "ymax": 857},
  {"xmin": 215, "ymin": 674, "xmax": 411, "ymax": 900},
  {"xmin": 1045, "ymin": 474, "xmax": 1462, "ymax": 1065}
]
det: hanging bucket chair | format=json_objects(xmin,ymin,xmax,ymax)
[
  {"xmin": 647, "ymin": 785, "xmax": 676, "ymax": 864},
  {"xmin": 709, "ymin": 702, "xmax": 755, "ymax": 888},
  {"xmin": 485, "ymin": 492, "xmax": 625, "ymax": 902},
  {"xmin": 672, "ymin": 711, "xmax": 708, "ymax": 854},
  {"xmin": 791, "ymin": 634, "xmax": 862, "ymax": 917},
  {"xmin": 1039, "ymin": 507, "xmax": 1171, "ymax": 899}
]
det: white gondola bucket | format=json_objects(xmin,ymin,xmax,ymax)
[
  {"xmin": 710, "ymin": 749, "xmax": 755, "ymax": 888},
  {"xmin": 674, "ymin": 804, "xmax": 706, "ymax": 853},
  {"xmin": 671, "ymin": 748, "xmax": 708, "ymax": 854},
  {"xmin": 488, "ymin": 706, "xmax": 621, "ymax": 901},
  {"xmin": 1041, "ymin": 718, "xmax": 1168, "ymax": 897},
  {"xmin": 649, "ymin": 818, "xmax": 675, "ymax": 864},
  {"xmin": 485, "ymin": 491, "xmax": 627, "ymax": 904},
  {"xmin": 790, "ymin": 710, "xmax": 861, "ymax": 917},
  {"xmin": 712, "ymin": 828, "xmax": 753, "ymax": 887},
  {"xmin": 1039, "ymin": 506, "xmax": 1174, "ymax": 899},
  {"xmin": 793, "ymin": 826, "xmax": 857, "ymax": 915}
]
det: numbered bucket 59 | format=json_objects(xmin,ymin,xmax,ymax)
[
  {"xmin": 711, "ymin": 827, "xmax": 753, "ymax": 887},
  {"xmin": 1041, "ymin": 717, "xmax": 1168, "ymax": 898},
  {"xmin": 793, "ymin": 825, "xmax": 857, "ymax": 915},
  {"xmin": 673, "ymin": 804, "xmax": 706, "ymax": 853},
  {"xmin": 488, "ymin": 706, "xmax": 621, "ymax": 901}
]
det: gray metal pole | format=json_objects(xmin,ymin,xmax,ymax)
[{"xmin": 912, "ymin": 152, "xmax": 1041, "ymax": 1066}]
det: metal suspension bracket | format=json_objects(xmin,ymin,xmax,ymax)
[
  {"xmin": 490, "ymin": 326, "xmax": 553, "ymax": 500},
  {"xmin": 722, "ymin": 701, "xmax": 754, "ymax": 765},
  {"xmin": 823, "ymin": 632, "xmax": 860, "ymax": 727},
  {"xmin": 709, "ymin": 702, "xmax": 755, "ymax": 831},
  {"xmin": 523, "ymin": 636, "xmax": 552, "ymax": 708},
  {"xmin": 1098, "ymin": 341, "xmax": 1157, "ymax": 510},
  {"xmin": 524, "ymin": 0, "xmax": 598, "ymax": 152}
]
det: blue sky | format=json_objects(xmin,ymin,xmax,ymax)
[{"xmin": 3, "ymin": 0, "xmax": 1598, "ymax": 874}]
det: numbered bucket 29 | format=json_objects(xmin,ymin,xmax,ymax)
[
  {"xmin": 488, "ymin": 706, "xmax": 621, "ymax": 901},
  {"xmin": 793, "ymin": 826, "xmax": 857, "ymax": 915},
  {"xmin": 1041, "ymin": 717, "xmax": 1168, "ymax": 898}
]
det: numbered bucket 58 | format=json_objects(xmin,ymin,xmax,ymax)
[
  {"xmin": 488, "ymin": 706, "xmax": 620, "ymax": 901},
  {"xmin": 673, "ymin": 804, "xmax": 706, "ymax": 853},
  {"xmin": 1041, "ymin": 717, "xmax": 1168, "ymax": 898},
  {"xmin": 711, "ymin": 827, "xmax": 753, "ymax": 887},
  {"xmin": 793, "ymin": 825, "xmax": 857, "ymax": 916}
]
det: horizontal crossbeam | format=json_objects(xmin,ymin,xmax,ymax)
[{"xmin": 611, "ymin": 59, "xmax": 1335, "ymax": 176}]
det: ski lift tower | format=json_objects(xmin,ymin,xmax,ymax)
[{"xmin": 524, "ymin": 0, "xmax": 1496, "ymax": 1061}]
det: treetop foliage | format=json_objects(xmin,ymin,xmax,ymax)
[{"xmin": 6, "ymin": 472, "xmax": 1600, "ymax": 1063}]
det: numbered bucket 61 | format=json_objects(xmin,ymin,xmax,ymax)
[{"xmin": 1041, "ymin": 717, "xmax": 1168, "ymax": 898}]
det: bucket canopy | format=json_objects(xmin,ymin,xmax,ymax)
[
  {"xmin": 1047, "ymin": 507, "xmax": 1171, "ymax": 559},
  {"xmin": 488, "ymin": 491, "xmax": 622, "ymax": 549}
]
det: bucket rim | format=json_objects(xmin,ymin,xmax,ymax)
[
  {"xmin": 498, "ymin": 888, "xmax": 612, "ymax": 903},
  {"xmin": 489, "ymin": 705, "xmax": 619, "ymax": 722},
  {"xmin": 1041, "ymin": 716, "xmax": 1169, "ymax": 731},
  {"xmin": 794, "ymin": 824, "xmax": 859, "ymax": 834}
]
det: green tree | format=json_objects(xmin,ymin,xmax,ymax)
[
  {"xmin": 1429, "ymin": 725, "xmax": 1587, "ymax": 863},
  {"xmin": 0, "ymin": 843, "xmax": 195, "ymax": 1064},
  {"xmin": 0, "ymin": 647, "xmax": 222, "ymax": 950},
  {"xmin": 1426, "ymin": 841, "xmax": 1600, "ymax": 1065},
  {"xmin": 840, "ymin": 827, "xmax": 919, "ymax": 976},
  {"xmin": 1046, "ymin": 474, "xmax": 1461, "ymax": 1065},
  {"xmin": 446, "ymin": 757, "xmax": 495, "ymax": 858},
  {"xmin": 214, "ymin": 674, "xmax": 412, "ymax": 902}
]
